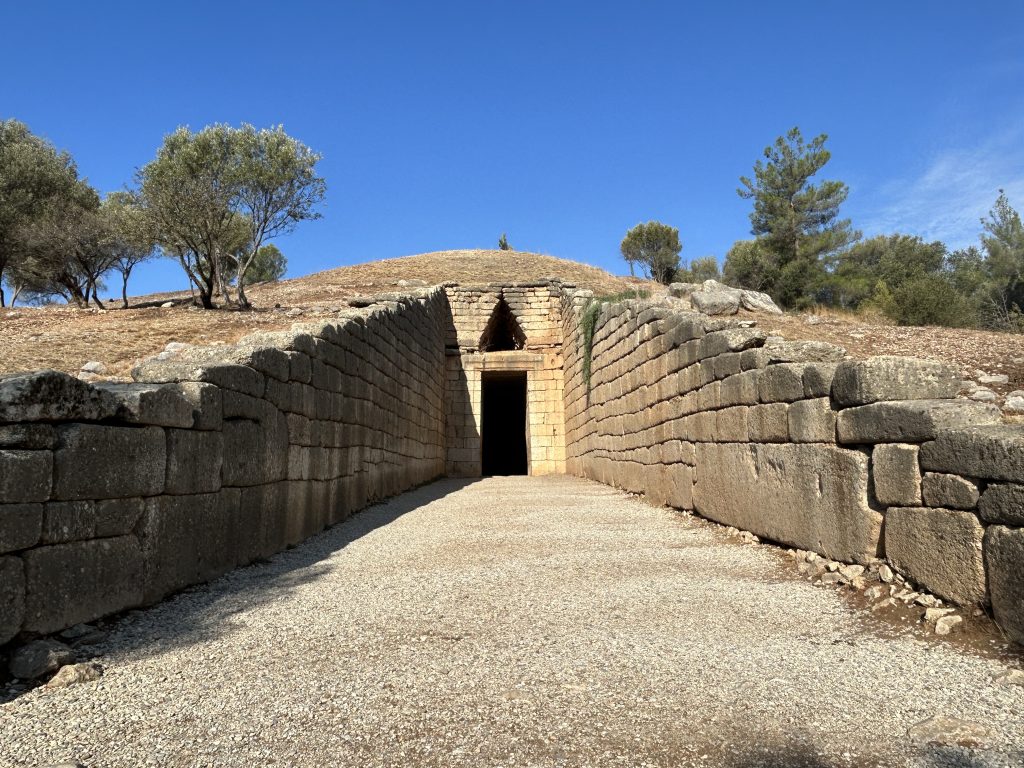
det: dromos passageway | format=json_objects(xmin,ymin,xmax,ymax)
[{"xmin": 2, "ymin": 477, "xmax": 1021, "ymax": 768}]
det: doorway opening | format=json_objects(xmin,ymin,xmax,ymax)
[{"xmin": 481, "ymin": 371, "xmax": 529, "ymax": 476}]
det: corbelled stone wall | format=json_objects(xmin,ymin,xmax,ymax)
[
  {"xmin": 0, "ymin": 290, "xmax": 448, "ymax": 644},
  {"xmin": 560, "ymin": 290, "xmax": 1024, "ymax": 644}
]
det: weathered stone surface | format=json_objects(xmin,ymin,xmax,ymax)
[
  {"xmin": 138, "ymin": 492, "xmax": 241, "ymax": 603},
  {"xmin": 758, "ymin": 364, "xmax": 806, "ymax": 403},
  {"xmin": 221, "ymin": 412, "xmax": 288, "ymax": 487},
  {"xmin": 693, "ymin": 443, "xmax": 881, "ymax": 563},
  {"xmin": 871, "ymin": 444, "xmax": 921, "ymax": 506},
  {"xmin": 747, "ymin": 403, "xmax": 789, "ymax": 442},
  {"xmin": 133, "ymin": 359, "xmax": 265, "ymax": 399},
  {"xmin": 178, "ymin": 382, "xmax": 223, "ymax": 430},
  {"xmin": 165, "ymin": 429, "xmax": 223, "ymax": 494},
  {"xmin": 978, "ymin": 483, "xmax": 1024, "ymax": 525},
  {"xmin": 984, "ymin": 526, "xmax": 1024, "ymax": 645},
  {"xmin": 0, "ymin": 555, "xmax": 25, "ymax": 644},
  {"xmin": 884, "ymin": 507, "xmax": 986, "ymax": 605},
  {"xmin": 8, "ymin": 638, "xmax": 75, "ymax": 679},
  {"xmin": 691, "ymin": 290, "xmax": 740, "ymax": 316},
  {"xmin": 920, "ymin": 424, "xmax": 1024, "ymax": 483},
  {"xmin": 23, "ymin": 536, "xmax": 143, "ymax": 634},
  {"xmin": 831, "ymin": 357, "xmax": 961, "ymax": 407},
  {"xmin": 0, "ymin": 424, "xmax": 57, "ymax": 450},
  {"xmin": 97, "ymin": 382, "xmax": 195, "ymax": 428},
  {"xmin": 46, "ymin": 661, "xmax": 103, "ymax": 688},
  {"xmin": 0, "ymin": 370, "xmax": 119, "ymax": 423},
  {"xmin": 0, "ymin": 503, "xmax": 42, "ymax": 553},
  {"xmin": 41, "ymin": 501, "xmax": 96, "ymax": 543},
  {"xmin": 0, "ymin": 449, "xmax": 52, "ymax": 503},
  {"xmin": 836, "ymin": 399, "xmax": 999, "ymax": 444},
  {"xmin": 53, "ymin": 425, "xmax": 166, "ymax": 500},
  {"xmin": 921, "ymin": 472, "xmax": 979, "ymax": 510},
  {"xmin": 94, "ymin": 497, "xmax": 145, "ymax": 537},
  {"xmin": 908, "ymin": 716, "xmax": 993, "ymax": 748},
  {"xmin": 668, "ymin": 282, "xmax": 700, "ymax": 299},
  {"xmin": 739, "ymin": 289, "xmax": 782, "ymax": 314},
  {"xmin": 788, "ymin": 398, "xmax": 836, "ymax": 443},
  {"xmin": 763, "ymin": 340, "xmax": 848, "ymax": 364}
]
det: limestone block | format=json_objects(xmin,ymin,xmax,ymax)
[
  {"xmin": 41, "ymin": 500, "xmax": 95, "ymax": 543},
  {"xmin": 763, "ymin": 340, "xmax": 848, "ymax": 364},
  {"xmin": 178, "ymin": 382, "xmax": 222, "ymax": 430},
  {"xmin": 221, "ymin": 412, "xmax": 288, "ymax": 487},
  {"xmin": 984, "ymin": 526, "xmax": 1024, "ymax": 645},
  {"xmin": 802, "ymin": 363, "xmax": 839, "ymax": 398},
  {"xmin": 693, "ymin": 443, "xmax": 881, "ymax": 563},
  {"xmin": 759, "ymin": 364, "xmax": 805, "ymax": 403},
  {"xmin": 713, "ymin": 353, "xmax": 742, "ymax": 381},
  {"xmin": 0, "ymin": 503, "xmax": 42, "ymax": 553},
  {"xmin": 166, "ymin": 429, "xmax": 223, "ymax": 494},
  {"xmin": 978, "ymin": 484, "xmax": 1024, "ymax": 525},
  {"xmin": 788, "ymin": 398, "xmax": 836, "ymax": 443},
  {"xmin": 720, "ymin": 371, "xmax": 760, "ymax": 407},
  {"xmin": 836, "ymin": 400, "xmax": 999, "ymax": 444},
  {"xmin": 739, "ymin": 348, "xmax": 771, "ymax": 371},
  {"xmin": 0, "ymin": 424, "xmax": 57, "ymax": 450},
  {"xmin": 922, "ymin": 473, "xmax": 979, "ymax": 510},
  {"xmin": 0, "ymin": 370, "xmax": 119, "ymax": 423},
  {"xmin": 691, "ymin": 290, "xmax": 739, "ymax": 316},
  {"xmin": 747, "ymin": 403, "xmax": 789, "ymax": 442},
  {"xmin": 871, "ymin": 444, "xmax": 921, "ymax": 506},
  {"xmin": 286, "ymin": 351, "xmax": 313, "ymax": 384},
  {"xmin": 53, "ymin": 425, "xmax": 165, "ymax": 500},
  {"xmin": 831, "ymin": 356, "xmax": 961, "ymax": 407},
  {"xmin": 23, "ymin": 536, "xmax": 143, "ymax": 634},
  {"xmin": 94, "ymin": 497, "xmax": 145, "ymax": 537},
  {"xmin": 97, "ymin": 382, "xmax": 195, "ymax": 428},
  {"xmin": 133, "ymin": 359, "xmax": 264, "ymax": 399},
  {"xmin": 920, "ymin": 424, "xmax": 1024, "ymax": 483},
  {"xmin": 0, "ymin": 555, "xmax": 25, "ymax": 644},
  {"xmin": 700, "ymin": 328, "xmax": 766, "ymax": 358},
  {"xmin": 0, "ymin": 449, "xmax": 52, "ymax": 502},
  {"xmin": 715, "ymin": 407, "xmax": 749, "ymax": 442},
  {"xmin": 885, "ymin": 507, "xmax": 986, "ymax": 605},
  {"xmin": 138, "ymin": 492, "xmax": 240, "ymax": 603}
]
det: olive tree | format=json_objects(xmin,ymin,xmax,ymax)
[{"xmin": 620, "ymin": 220, "xmax": 682, "ymax": 284}]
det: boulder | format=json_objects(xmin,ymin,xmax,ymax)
[
  {"xmin": 8, "ymin": 638, "xmax": 75, "ymax": 679},
  {"xmin": 831, "ymin": 357, "xmax": 961, "ymax": 406},
  {"xmin": 884, "ymin": 507, "xmax": 986, "ymax": 606},
  {"xmin": 0, "ymin": 370, "xmax": 119, "ymax": 423},
  {"xmin": 691, "ymin": 290, "xmax": 740, "ymax": 316},
  {"xmin": 836, "ymin": 399, "xmax": 999, "ymax": 444},
  {"xmin": 46, "ymin": 661, "xmax": 103, "ymax": 689},
  {"xmin": 739, "ymin": 290, "xmax": 782, "ymax": 314}
]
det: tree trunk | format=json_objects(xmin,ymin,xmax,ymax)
[
  {"xmin": 236, "ymin": 259, "xmax": 251, "ymax": 309},
  {"xmin": 0, "ymin": 283, "xmax": 5, "ymax": 308},
  {"xmin": 91, "ymin": 283, "xmax": 105, "ymax": 310},
  {"xmin": 121, "ymin": 270, "xmax": 130, "ymax": 309}
]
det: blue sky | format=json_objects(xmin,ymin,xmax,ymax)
[{"xmin": 4, "ymin": 1, "xmax": 1024, "ymax": 296}]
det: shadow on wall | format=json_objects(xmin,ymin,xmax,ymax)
[{"xmin": 80, "ymin": 478, "xmax": 479, "ymax": 664}]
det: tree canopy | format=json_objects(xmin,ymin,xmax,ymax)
[
  {"xmin": 620, "ymin": 221, "xmax": 681, "ymax": 284},
  {"xmin": 738, "ymin": 127, "xmax": 859, "ymax": 308}
]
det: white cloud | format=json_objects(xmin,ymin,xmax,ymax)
[{"xmin": 857, "ymin": 126, "xmax": 1024, "ymax": 249}]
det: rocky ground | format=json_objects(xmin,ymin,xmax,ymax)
[{"xmin": 2, "ymin": 476, "xmax": 1021, "ymax": 768}]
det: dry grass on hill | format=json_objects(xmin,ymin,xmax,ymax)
[
  {"xmin": 0, "ymin": 250, "xmax": 645, "ymax": 379},
  {"xmin": 1, "ymin": 248, "xmax": 1022, "ymax": 388}
]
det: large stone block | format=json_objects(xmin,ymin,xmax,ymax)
[
  {"xmin": 53, "ymin": 425, "xmax": 166, "ymax": 500},
  {"xmin": 871, "ymin": 444, "xmax": 921, "ymax": 506},
  {"xmin": 692, "ymin": 443, "xmax": 881, "ymax": 563},
  {"xmin": 984, "ymin": 526, "xmax": 1024, "ymax": 645},
  {"xmin": 0, "ymin": 370, "xmax": 118, "ymax": 423},
  {"xmin": 0, "ymin": 424, "xmax": 57, "ymax": 450},
  {"xmin": 165, "ymin": 429, "xmax": 223, "ymax": 494},
  {"xmin": 884, "ymin": 507, "xmax": 986, "ymax": 605},
  {"xmin": 138, "ymin": 492, "xmax": 241, "ymax": 603},
  {"xmin": 133, "ymin": 359, "xmax": 264, "ymax": 399},
  {"xmin": 23, "ymin": 536, "xmax": 143, "ymax": 634},
  {"xmin": 0, "ymin": 449, "xmax": 52, "ymax": 503},
  {"xmin": 758, "ymin": 364, "xmax": 805, "ymax": 403},
  {"xmin": 41, "ymin": 500, "xmax": 96, "ymax": 543},
  {"xmin": 222, "ymin": 413, "xmax": 288, "ymax": 487},
  {"xmin": 0, "ymin": 555, "xmax": 25, "ymax": 644},
  {"xmin": 921, "ymin": 473, "xmax": 979, "ymax": 510},
  {"xmin": 836, "ymin": 400, "xmax": 999, "ymax": 444},
  {"xmin": 94, "ymin": 497, "xmax": 145, "ymax": 537},
  {"xmin": 747, "ymin": 403, "xmax": 789, "ymax": 442},
  {"xmin": 788, "ymin": 398, "xmax": 836, "ymax": 443},
  {"xmin": 977, "ymin": 484, "xmax": 1024, "ymax": 526},
  {"xmin": 0, "ymin": 503, "xmax": 42, "ymax": 553},
  {"xmin": 831, "ymin": 356, "xmax": 961, "ymax": 407},
  {"xmin": 920, "ymin": 424, "xmax": 1024, "ymax": 483},
  {"xmin": 97, "ymin": 382, "xmax": 195, "ymax": 428},
  {"xmin": 763, "ymin": 339, "xmax": 848, "ymax": 364}
]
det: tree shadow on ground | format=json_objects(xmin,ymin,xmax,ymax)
[
  {"xmin": 716, "ymin": 739, "xmax": 1021, "ymax": 768},
  {"xmin": 84, "ymin": 477, "xmax": 480, "ymax": 665}
]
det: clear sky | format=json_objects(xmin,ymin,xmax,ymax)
[{"xmin": 4, "ymin": 1, "xmax": 1024, "ymax": 296}]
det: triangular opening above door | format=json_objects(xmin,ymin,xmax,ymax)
[{"xmin": 479, "ymin": 296, "xmax": 526, "ymax": 351}]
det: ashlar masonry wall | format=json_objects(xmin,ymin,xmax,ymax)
[
  {"xmin": 0, "ymin": 289, "xmax": 448, "ymax": 645},
  {"xmin": 561, "ymin": 290, "xmax": 1024, "ymax": 645},
  {"xmin": 444, "ymin": 282, "xmax": 566, "ymax": 477}
]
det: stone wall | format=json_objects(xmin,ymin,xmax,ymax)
[
  {"xmin": 0, "ymin": 289, "xmax": 448, "ymax": 645},
  {"xmin": 561, "ymin": 290, "xmax": 1024, "ymax": 644},
  {"xmin": 444, "ymin": 283, "xmax": 566, "ymax": 476}
]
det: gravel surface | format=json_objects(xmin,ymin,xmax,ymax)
[{"xmin": 1, "ymin": 476, "xmax": 1022, "ymax": 767}]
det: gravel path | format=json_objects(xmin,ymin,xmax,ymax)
[{"xmin": 1, "ymin": 476, "xmax": 1022, "ymax": 768}]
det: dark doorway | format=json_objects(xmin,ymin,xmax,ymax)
[
  {"xmin": 481, "ymin": 372, "xmax": 529, "ymax": 476},
  {"xmin": 479, "ymin": 297, "xmax": 526, "ymax": 351}
]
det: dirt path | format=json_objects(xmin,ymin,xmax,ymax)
[{"xmin": 1, "ymin": 477, "xmax": 1021, "ymax": 767}]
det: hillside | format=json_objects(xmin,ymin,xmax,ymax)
[
  {"xmin": 0, "ymin": 249, "xmax": 1022, "ymax": 402},
  {"xmin": 0, "ymin": 250, "xmax": 645, "ymax": 379}
]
